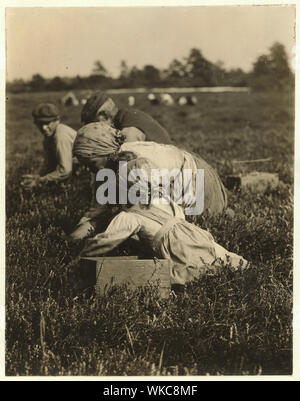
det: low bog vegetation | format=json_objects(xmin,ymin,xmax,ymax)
[{"xmin": 6, "ymin": 90, "xmax": 294, "ymax": 375}]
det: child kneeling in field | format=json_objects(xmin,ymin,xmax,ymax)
[
  {"xmin": 82, "ymin": 158, "xmax": 248, "ymax": 286},
  {"xmin": 21, "ymin": 103, "xmax": 78, "ymax": 189}
]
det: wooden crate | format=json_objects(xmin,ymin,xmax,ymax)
[
  {"xmin": 79, "ymin": 256, "xmax": 171, "ymax": 298},
  {"xmin": 226, "ymin": 172, "xmax": 279, "ymax": 192}
]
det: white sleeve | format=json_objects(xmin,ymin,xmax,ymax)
[{"xmin": 82, "ymin": 212, "xmax": 140, "ymax": 256}]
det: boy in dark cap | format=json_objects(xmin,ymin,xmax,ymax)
[
  {"xmin": 81, "ymin": 90, "xmax": 172, "ymax": 144},
  {"xmin": 21, "ymin": 103, "xmax": 77, "ymax": 189}
]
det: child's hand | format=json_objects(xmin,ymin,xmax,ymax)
[
  {"xmin": 68, "ymin": 221, "xmax": 95, "ymax": 243},
  {"xmin": 81, "ymin": 238, "xmax": 102, "ymax": 256},
  {"xmin": 21, "ymin": 174, "xmax": 41, "ymax": 190}
]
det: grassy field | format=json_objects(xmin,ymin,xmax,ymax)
[{"xmin": 6, "ymin": 89, "xmax": 294, "ymax": 376}]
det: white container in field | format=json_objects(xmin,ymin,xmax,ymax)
[{"xmin": 128, "ymin": 96, "xmax": 135, "ymax": 106}]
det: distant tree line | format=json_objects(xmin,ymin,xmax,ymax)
[{"xmin": 7, "ymin": 43, "xmax": 294, "ymax": 93}]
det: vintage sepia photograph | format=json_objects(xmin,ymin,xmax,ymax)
[{"xmin": 5, "ymin": 4, "xmax": 295, "ymax": 377}]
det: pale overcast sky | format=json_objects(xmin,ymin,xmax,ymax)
[{"xmin": 6, "ymin": 5, "xmax": 295, "ymax": 81}]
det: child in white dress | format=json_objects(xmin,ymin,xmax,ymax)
[{"xmin": 82, "ymin": 157, "xmax": 247, "ymax": 286}]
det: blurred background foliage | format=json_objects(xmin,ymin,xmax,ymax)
[{"xmin": 7, "ymin": 42, "xmax": 294, "ymax": 93}]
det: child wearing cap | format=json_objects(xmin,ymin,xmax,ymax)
[{"xmin": 21, "ymin": 103, "xmax": 77, "ymax": 188}]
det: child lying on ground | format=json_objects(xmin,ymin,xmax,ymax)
[{"xmin": 82, "ymin": 158, "xmax": 248, "ymax": 286}]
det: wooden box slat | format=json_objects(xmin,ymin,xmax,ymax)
[
  {"xmin": 79, "ymin": 257, "xmax": 171, "ymax": 298},
  {"xmin": 226, "ymin": 172, "xmax": 279, "ymax": 192}
]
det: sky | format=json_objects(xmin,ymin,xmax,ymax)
[{"xmin": 5, "ymin": 5, "xmax": 296, "ymax": 81}]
